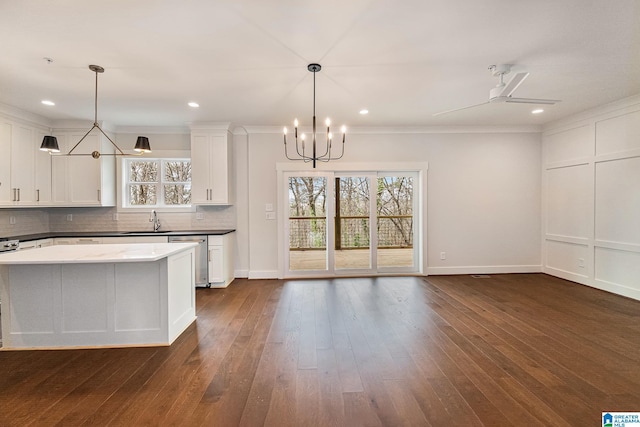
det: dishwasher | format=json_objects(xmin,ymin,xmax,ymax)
[{"xmin": 168, "ymin": 235, "xmax": 209, "ymax": 287}]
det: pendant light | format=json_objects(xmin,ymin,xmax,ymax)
[
  {"xmin": 40, "ymin": 65, "xmax": 151, "ymax": 158},
  {"xmin": 283, "ymin": 63, "xmax": 346, "ymax": 168}
]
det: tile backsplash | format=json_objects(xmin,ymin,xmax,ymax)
[
  {"xmin": 1, "ymin": 205, "xmax": 235, "ymax": 237},
  {"xmin": 0, "ymin": 209, "xmax": 49, "ymax": 237}
]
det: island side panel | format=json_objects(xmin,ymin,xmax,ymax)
[
  {"xmin": 167, "ymin": 248, "xmax": 196, "ymax": 343},
  {"xmin": 114, "ymin": 260, "xmax": 167, "ymax": 345},
  {"xmin": 3, "ymin": 264, "xmax": 60, "ymax": 348}
]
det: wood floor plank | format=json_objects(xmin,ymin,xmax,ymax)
[{"xmin": 1, "ymin": 274, "xmax": 639, "ymax": 427}]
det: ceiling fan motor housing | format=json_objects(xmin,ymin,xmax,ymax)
[{"xmin": 490, "ymin": 85, "xmax": 507, "ymax": 101}]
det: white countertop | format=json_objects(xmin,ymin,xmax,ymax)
[{"xmin": 0, "ymin": 243, "xmax": 198, "ymax": 264}]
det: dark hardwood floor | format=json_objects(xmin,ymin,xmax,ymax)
[{"xmin": 1, "ymin": 274, "xmax": 639, "ymax": 426}]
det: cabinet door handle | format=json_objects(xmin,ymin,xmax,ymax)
[
  {"xmin": 17, "ymin": 188, "xmax": 20, "ymax": 201},
  {"xmin": 12, "ymin": 188, "xmax": 16, "ymax": 202},
  {"xmin": 208, "ymin": 249, "xmax": 211, "ymax": 262},
  {"xmin": 97, "ymin": 189, "xmax": 101, "ymax": 202},
  {"xmin": 36, "ymin": 189, "xmax": 40, "ymax": 202}
]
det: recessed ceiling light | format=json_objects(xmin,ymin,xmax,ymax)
[
  {"xmin": 41, "ymin": 100, "xmax": 55, "ymax": 106},
  {"xmin": 188, "ymin": 102, "xmax": 199, "ymax": 108},
  {"xmin": 531, "ymin": 108, "xmax": 544, "ymax": 114},
  {"xmin": 359, "ymin": 109, "xmax": 369, "ymax": 115}
]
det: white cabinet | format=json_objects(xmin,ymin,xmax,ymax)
[
  {"xmin": 18, "ymin": 241, "xmax": 37, "ymax": 250},
  {"xmin": 37, "ymin": 238, "xmax": 54, "ymax": 248},
  {"xmin": 51, "ymin": 129, "xmax": 116, "ymax": 206},
  {"xmin": 0, "ymin": 119, "xmax": 12, "ymax": 204},
  {"xmin": 53, "ymin": 237, "xmax": 103, "ymax": 245},
  {"xmin": 18, "ymin": 238, "xmax": 53, "ymax": 250},
  {"xmin": 102, "ymin": 236, "xmax": 168, "ymax": 244},
  {"xmin": 208, "ymin": 233, "xmax": 234, "ymax": 287},
  {"xmin": 0, "ymin": 118, "xmax": 52, "ymax": 207},
  {"xmin": 191, "ymin": 127, "xmax": 233, "ymax": 205}
]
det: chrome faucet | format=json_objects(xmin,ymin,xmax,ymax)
[{"xmin": 150, "ymin": 210, "xmax": 161, "ymax": 231}]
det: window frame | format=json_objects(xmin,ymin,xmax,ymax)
[{"xmin": 118, "ymin": 154, "xmax": 195, "ymax": 213}]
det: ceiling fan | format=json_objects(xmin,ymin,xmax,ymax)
[{"xmin": 433, "ymin": 64, "xmax": 561, "ymax": 116}]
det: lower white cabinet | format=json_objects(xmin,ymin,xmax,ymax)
[
  {"xmin": 208, "ymin": 233, "xmax": 234, "ymax": 288},
  {"xmin": 18, "ymin": 238, "xmax": 54, "ymax": 250},
  {"xmin": 53, "ymin": 237, "xmax": 103, "ymax": 245},
  {"xmin": 102, "ymin": 236, "xmax": 168, "ymax": 244}
]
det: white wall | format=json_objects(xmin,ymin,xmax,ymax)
[
  {"xmin": 240, "ymin": 128, "xmax": 542, "ymax": 278},
  {"xmin": 542, "ymin": 95, "xmax": 640, "ymax": 300}
]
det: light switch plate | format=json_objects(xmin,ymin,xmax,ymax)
[
  {"xmin": 265, "ymin": 203, "xmax": 274, "ymax": 212},
  {"xmin": 266, "ymin": 212, "xmax": 276, "ymax": 220},
  {"xmin": 196, "ymin": 213, "xmax": 204, "ymax": 220}
]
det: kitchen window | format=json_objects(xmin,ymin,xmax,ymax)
[{"xmin": 123, "ymin": 158, "xmax": 191, "ymax": 208}]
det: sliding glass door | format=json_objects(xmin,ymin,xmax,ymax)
[{"xmin": 285, "ymin": 171, "xmax": 418, "ymax": 277}]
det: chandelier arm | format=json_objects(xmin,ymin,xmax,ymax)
[
  {"xmin": 328, "ymin": 140, "xmax": 346, "ymax": 160},
  {"xmin": 284, "ymin": 140, "xmax": 310, "ymax": 161},
  {"xmin": 318, "ymin": 127, "xmax": 331, "ymax": 159},
  {"xmin": 283, "ymin": 135, "xmax": 308, "ymax": 160},
  {"xmin": 67, "ymin": 124, "xmax": 98, "ymax": 155},
  {"xmin": 95, "ymin": 124, "xmax": 127, "ymax": 155}
]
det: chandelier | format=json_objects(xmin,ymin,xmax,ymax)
[
  {"xmin": 40, "ymin": 65, "xmax": 151, "ymax": 159},
  {"xmin": 283, "ymin": 63, "xmax": 346, "ymax": 168}
]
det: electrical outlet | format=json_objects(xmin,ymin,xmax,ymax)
[
  {"xmin": 578, "ymin": 258, "xmax": 585, "ymax": 268},
  {"xmin": 266, "ymin": 212, "xmax": 276, "ymax": 220},
  {"xmin": 112, "ymin": 213, "xmax": 119, "ymax": 221},
  {"xmin": 440, "ymin": 252, "xmax": 446, "ymax": 260},
  {"xmin": 9, "ymin": 216, "xmax": 16, "ymax": 225},
  {"xmin": 265, "ymin": 203, "xmax": 274, "ymax": 212},
  {"xmin": 66, "ymin": 214, "xmax": 73, "ymax": 222},
  {"xmin": 196, "ymin": 212, "xmax": 204, "ymax": 220}
]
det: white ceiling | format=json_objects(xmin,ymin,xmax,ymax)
[{"xmin": 1, "ymin": 0, "xmax": 639, "ymax": 129}]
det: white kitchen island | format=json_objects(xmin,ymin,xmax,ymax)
[{"xmin": 0, "ymin": 243, "xmax": 198, "ymax": 350}]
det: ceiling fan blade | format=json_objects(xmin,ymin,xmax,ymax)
[
  {"xmin": 504, "ymin": 97, "xmax": 561, "ymax": 105},
  {"xmin": 432, "ymin": 101, "xmax": 490, "ymax": 116},
  {"xmin": 500, "ymin": 72, "xmax": 529, "ymax": 97}
]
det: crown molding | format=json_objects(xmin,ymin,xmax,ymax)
[
  {"xmin": 242, "ymin": 125, "xmax": 541, "ymax": 135},
  {"xmin": 543, "ymin": 93, "xmax": 640, "ymax": 134},
  {"xmin": 115, "ymin": 126, "xmax": 190, "ymax": 135},
  {"xmin": 0, "ymin": 103, "xmax": 53, "ymax": 129},
  {"xmin": 188, "ymin": 122, "xmax": 232, "ymax": 131}
]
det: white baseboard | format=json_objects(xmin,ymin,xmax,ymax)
[
  {"xmin": 426, "ymin": 265, "xmax": 542, "ymax": 275},
  {"xmin": 234, "ymin": 269, "xmax": 249, "ymax": 279},
  {"xmin": 544, "ymin": 266, "xmax": 640, "ymax": 301},
  {"xmin": 248, "ymin": 270, "xmax": 279, "ymax": 279}
]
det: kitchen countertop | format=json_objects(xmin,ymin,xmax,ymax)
[
  {"xmin": 4, "ymin": 229, "xmax": 235, "ymax": 242},
  {"xmin": 0, "ymin": 242, "xmax": 198, "ymax": 264}
]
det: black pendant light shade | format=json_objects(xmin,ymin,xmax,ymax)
[
  {"xmin": 134, "ymin": 136, "xmax": 151, "ymax": 153},
  {"xmin": 40, "ymin": 135, "xmax": 60, "ymax": 153}
]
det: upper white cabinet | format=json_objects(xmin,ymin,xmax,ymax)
[
  {"xmin": 0, "ymin": 117, "xmax": 52, "ymax": 207},
  {"xmin": 51, "ymin": 129, "xmax": 116, "ymax": 206},
  {"xmin": 190, "ymin": 125, "xmax": 233, "ymax": 205},
  {"xmin": 0, "ymin": 119, "xmax": 12, "ymax": 205}
]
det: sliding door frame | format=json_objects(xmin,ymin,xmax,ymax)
[{"xmin": 277, "ymin": 162, "xmax": 428, "ymax": 279}]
